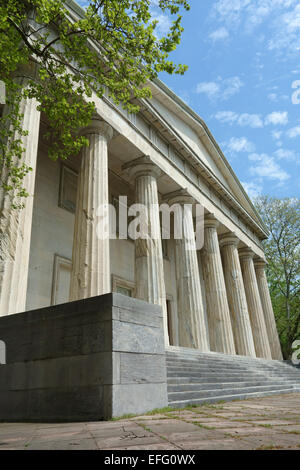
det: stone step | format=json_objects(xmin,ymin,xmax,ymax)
[
  {"xmin": 168, "ymin": 384, "xmax": 300, "ymax": 401},
  {"xmin": 167, "ymin": 363, "xmax": 294, "ymax": 375},
  {"xmin": 166, "ymin": 360, "xmax": 300, "ymax": 375},
  {"xmin": 167, "ymin": 380, "xmax": 300, "ymax": 392},
  {"xmin": 168, "ymin": 388, "xmax": 298, "ymax": 408},
  {"xmin": 167, "ymin": 376, "xmax": 261, "ymax": 384},
  {"xmin": 166, "ymin": 356, "xmax": 299, "ymax": 372},
  {"xmin": 167, "ymin": 366, "xmax": 256, "ymax": 374},
  {"xmin": 166, "ymin": 351, "xmax": 291, "ymax": 368},
  {"xmin": 167, "ymin": 368, "xmax": 300, "ymax": 380},
  {"xmin": 167, "ymin": 370, "xmax": 265, "ymax": 379},
  {"xmin": 166, "ymin": 347, "xmax": 300, "ymax": 408},
  {"xmin": 167, "ymin": 376, "xmax": 300, "ymax": 387},
  {"xmin": 167, "ymin": 361, "xmax": 253, "ymax": 371},
  {"xmin": 166, "ymin": 359, "xmax": 300, "ymax": 369}
]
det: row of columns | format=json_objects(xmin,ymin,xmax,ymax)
[
  {"xmin": 0, "ymin": 90, "xmax": 283, "ymax": 361},
  {"xmin": 67, "ymin": 117, "xmax": 282, "ymax": 360}
]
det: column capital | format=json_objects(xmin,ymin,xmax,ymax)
[
  {"xmin": 81, "ymin": 119, "xmax": 114, "ymax": 141},
  {"xmin": 122, "ymin": 155, "xmax": 162, "ymax": 180},
  {"xmin": 219, "ymin": 232, "xmax": 240, "ymax": 248},
  {"xmin": 254, "ymin": 257, "xmax": 268, "ymax": 269},
  {"xmin": 204, "ymin": 214, "xmax": 219, "ymax": 229},
  {"xmin": 162, "ymin": 188, "xmax": 194, "ymax": 206},
  {"xmin": 239, "ymin": 247, "xmax": 255, "ymax": 260}
]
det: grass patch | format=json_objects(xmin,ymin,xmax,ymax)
[
  {"xmin": 137, "ymin": 422, "xmax": 169, "ymax": 443},
  {"xmin": 106, "ymin": 399, "xmax": 254, "ymax": 422},
  {"xmin": 109, "ymin": 406, "xmax": 178, "ymax": 421},
  {"xmin": 258, "ymin": 424, "xmax": 273, "ymax": 428},
  {"xmin": 138, "ymin": 423, "xmax": 153, "ymax": 433},
  {"xmin": 193, "ymin": 422, "xmax": 216, "ymax": 430},
  {"xmin": 110, "ymin": 413, "xmax": 137, "ymax": 421},
  {"xmin": 145, "ymin": 406, "xmax": 178, "ymax": 415}
]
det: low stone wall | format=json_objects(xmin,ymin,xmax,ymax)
[{"xmin": 0, "ymin": 293, "xmax": 168, "ymax": 421}]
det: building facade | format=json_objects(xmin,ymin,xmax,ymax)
[
  {"xmin": 0, "ymin": 2, "xmax": 283, "ymax": 364},
  {"xmin": 0, "ymin": 66, "xmax": 283, "ymax": 362}
]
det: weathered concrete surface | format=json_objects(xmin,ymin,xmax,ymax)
[
  {"xmin": 0, "ymin": 393, "xmax": 299, "ymax": 450},
  {"xmin": 0, "ymin": 293, "xmax": 168, "ymax": 421}
]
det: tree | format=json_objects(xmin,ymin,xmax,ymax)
[
  {"xmin": 254, "ymin": 196, "xmax": 300, "ymax": 359},
  {"xmin": 0, "ymin": 0, "xmax": 190, "ymax": 205}
]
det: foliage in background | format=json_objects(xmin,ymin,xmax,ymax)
[
  {"xmin": 0, "ymin": 0, "xmax": 189, "ymax": 206},
  {"xmin": 254, "ymin": 196, "xmax": 300, "ymax": 358}
]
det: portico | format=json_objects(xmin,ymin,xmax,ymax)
[{"xmin": 0, "ymin": 69, "xmax": 283, "ymax": 361}]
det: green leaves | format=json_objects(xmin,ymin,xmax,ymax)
[
  {"xmin": 0, "ymin": 0, "xmax": 190, "ymax": 205},
  {"xmin": 254, "ymin": 196, "xmax": 300, "ymax": 358}
]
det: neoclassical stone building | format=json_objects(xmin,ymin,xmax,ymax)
[
  {"xmin": 0, "ymin": 62, "xmax": 282, "ymax": 359},
  {"xmin": 0, "ymin": 0, "xmax": 289, "ymax": 421}
]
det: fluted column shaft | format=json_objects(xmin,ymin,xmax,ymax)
[
  {"xmin": 123, "ymin": 156, "xmax": 168, "ymax": 344},
  {"xmin": 0, "ymin": 74, "xmax": 41, "ymax": 316},
  {"xmin": 239, "ymin": 249, "xmax": 272, "ymax": 359},
  {"xmin": 254, "ymin": 259, "xmax": 283, "ymax": 360},
  {"xmin": 166, "ymin": 191, "xmax": 209, "ymax": 351},
  {"xmin": 220, "ymin": 234, "xmax": 256, "ymax": 357},
  {"xmin": 201, "ymin": 216, "xmax": 236, "ymax": 355},
  {"xmin": 70, "ymin": 119, "xmax": 113, "ymax": 300}
]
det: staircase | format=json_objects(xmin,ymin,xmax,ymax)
[{"xmin": 166, "ymin": 347, "xmax": 300, "ymax": 408}]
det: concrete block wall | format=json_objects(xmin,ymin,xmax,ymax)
[{"xmin": 0, "ymin": 293, "xmax": 168, "ymax": 421}]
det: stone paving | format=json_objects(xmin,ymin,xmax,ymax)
[{"xmin": 0, "ymin": 393, "xmax": 299, "ymax": 450}]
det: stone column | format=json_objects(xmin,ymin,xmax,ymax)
[
  {"xmin": 201, "ymin": 215, "xmax": 236, "ymax": 355},
  {"xmin": 254, "ymin": 259, "xmax": 283, "ymax": 360},
  {"xmin": 219, "ymin": 234, "xmax": 256, "ymax": 357},
  {"xmin": 0, "ymin": 71, "xmax": 41, "ymax": 316},
  {"xmin": 239, "ymin": 248, "xmax": 272, "ymax": 359},
  {"xmin": 123, "ymin": 156, "xmax": 169, "ymax": 345},
  {"xmin": 164, "ymin": 190, "xmax": 209, "ymax": 351},
  {"xmin": 70, "ymin": 119, "xmax": 113, "ymax": 301}
]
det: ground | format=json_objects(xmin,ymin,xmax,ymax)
[{"xmin": 0, "ymin": 393, "xmax": 300, "ymax": 450}]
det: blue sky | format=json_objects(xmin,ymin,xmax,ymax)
[{"xmin": 77, "ymin": 0, "xmax": 300, "ymax": 199}]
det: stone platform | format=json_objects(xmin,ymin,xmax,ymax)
[{"xmin": 0, "ymin": 293, "xmax": 168, "ymax": 421}]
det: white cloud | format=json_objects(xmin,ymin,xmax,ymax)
[
  {"xmin": 271, "ymin": 130, "xmax": 283, "ymax": 147},
  {"xmin": 237, "ymin": 113, "xmax": 264, "ymax": 128},
  {"xmin": 151, "ymin": 12, "xmax": 172, "ymax": 36},
  {"xmin": 274, "ymin": 148, "xmax": 298, "ymax": 161},
  {"xmin": 212, "ymin": 0, "xmax": 300, "ymax": 54},
  {"xmin": 248, "ymin": 152, "xmax": 290, "ymax": 182},
  {"xmin": 241, "ymin": 180, "xmax": 263, "ymax": 199},
  {"xmin": 215, "ymin": 111, "xmax": 292, "ymax": 128},
  {"xmin": 268, "ymin": 4, "xmax": 300, "ymax": 54},
  {"xmin": 213, "ymin": 0, "xmax": 251, "ymax": 27},
  {"xmin": 196, "ymin": 81, "xmax": 221, "ymax": 99},
  {"xmin": 224, "ymin": 136, "xmax": 255, "ymax": 153},
  {"xmin": 214, "ymin": 111, "xmax": 263, "ymax": 128},
  {"xmin": 286, "ymin": 125, "xmax": 300, "ymax": 138},
  {"xmin": 268, "ymin": 93, "xmax": 278, "ymax": 102},
  {"xmin": 209, "ymin": 27, "xmax": 229, "ymax": 42},
  {"xmin": 196, "ymin": 76, "xmax": 243, "ymax": 101},
  {"xmin": 222, "ymin": 77, "xmax": 244, "ymax": 100},
  {"xmin": 214, "ymin": 111, "xmax": 239, "ymax": 123},
  {"xmin": 271, "ymin": 130, "xmax": 283, "ymax": 140},
  {"xmin": 265, "ymin": 111, "xmax": 288, "ymax": 125}
]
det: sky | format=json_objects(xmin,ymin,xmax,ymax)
[{"xmin": 77, "ymin": 0, "xmax": 300, "ymax": 200}]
